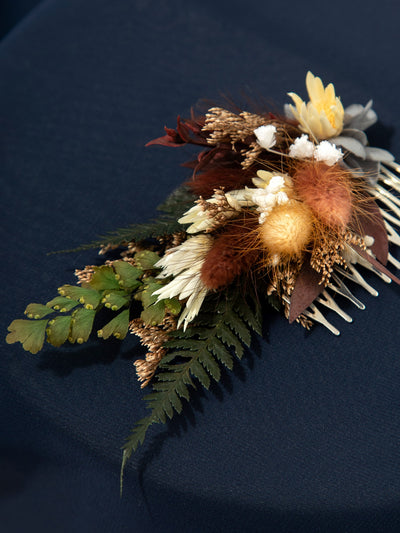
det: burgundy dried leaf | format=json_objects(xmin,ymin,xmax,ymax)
[
  {"xmin": 175, "ymin": 116, "xmax": 193, "ymax": 143},
  {"xmin": 145, "ymin": 126, "xmax": 185, "ymax": 147},
  {"xmin": 146, "ymin": 115, "xmax": 208, "ymax": 148},
  {"xmin": 194, "ymin": 147, "xmax": 225, "ymax": 174},
  {"xmin": 182, "ymin": 159, "xmax": 198, "ymax": 169},
  {"xmin": 186, "ymin": 167, "xmax": 254, "ymax": 198},
  {"xmin": 355, "ymin": 198, "xmax": 388, "ymax": 265},
  {"xmin": 352, "ymin": 245, "xmax": 400, "ymax": 286},
  {"xmin": 289, "ymin": 259, "xmax": 324, "ymax": 323},
  {"xmin": 176, "ymin": 116, "xmax": 208, "ymax": 145}
]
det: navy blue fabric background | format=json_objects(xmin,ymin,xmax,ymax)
[
  {"xmin": 0, "ymin": 0, "xmax": 42, "ymax": 39},
  {"xmin": 1, "ymin": 1, "xmax": 400, "ymax": 531}
]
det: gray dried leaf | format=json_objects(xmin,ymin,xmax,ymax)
[
  {"xmin": 344, "ymin": 100, "xmax": 377, "ymax": 130},
  {"xmin": 364, "ymin": 146, "xmax": 395, "ymax": 162},
  {"xmin": 333, "ymin": 136, "xmax": 366, "ymax": 158},
  {"xmin": 338, "ymin": 128, "xmax": 368, "ymax": 145}
]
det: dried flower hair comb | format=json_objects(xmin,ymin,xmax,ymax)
[{"xmin": 7, "ymin": 72, "xmax": 400, "ymax": 489}]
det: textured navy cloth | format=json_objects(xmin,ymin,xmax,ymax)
[
  {"xmin": 0, "ymin": 0, "xmax": 43, "ymax": 39},
  {"xmin": 1, "ymin": 1, "xmax": 400, "ymax": 531}
]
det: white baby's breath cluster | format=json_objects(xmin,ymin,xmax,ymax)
[
  {"xmin": 289, "ymin": 134, "xmax": 343, "ymax": 166},
  {"xmin": 253, "ymin": 124, "xmax": 277, "ymax": 150},
  {"xmin": 288, "ymin": 134, "xmax": 315, "ymax": 159},
  {"xmin": 248, "ymin": 174, "xmax": 289, "ymax": 224},
  {"xmin": 314, "ymin": 141, "xmax": 343, "ymax": 166}
]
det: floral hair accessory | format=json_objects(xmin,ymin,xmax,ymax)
[{"xmin": 7, "ymin": 72, "xmax": 400, "ymax": 490}]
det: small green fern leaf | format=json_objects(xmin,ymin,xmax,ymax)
[
  {"xmin": 215, "ymin": 324, "xmax": 243, "ymax": 360},
  {"xmin": 236, "ymin": 294, "xmax": 263, "ymax": 336},
  {"xmin": 222, "ymin": 307, "xmax": 252, "ymax": 346},
  {"xmin": 211, "ymin": 338, "xmax": 235, "ymax": 369}
]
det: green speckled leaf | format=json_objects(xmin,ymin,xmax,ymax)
[
  {"xmin": 98, "ymin": 309, "xmax": 130, "ymax": 340},
  {"xmin": 164, "ymin": 298, "xmax": 181, "ymax": 316},
  {"xmin": 113, "ymin": 261, "xmax": 142, "ymax": 289},
  {"xmin": 6, "ymin": 319, "xmax": 48, "ymax": 354},
  {"xmin": 46, "ymin": 296, "xmax": 79, "ymax": 312},
  {"xmin": 102, "ymin": 291, "xmax": 130, "ymax": 311},
  {"xmin": 69, "ymin": 308, "xmax": 96, "ymax": 344},
  {"xmin": 47, "ymin": 315, "xmax": 72, "ymax": 347},
  {"xmin": 134, "ymin": 250, "xmax": 160, "ymax": 270},
  {"xmin": 141, "ymin": 281, "xmax": 163, "ymax": 308},
  {"xmin": 89, "ymin": 266, "xmax": 120, "ymax": 291},
  {"xmin": 141, "ymin": 301, "xmax": 166, "ymax": 325},
  {"xmin": 24, "ymin": 303, "xmax": 54, "ymax": 319},
  {"xmin": 58, "ymin": 285, "xmax": 101, "ymax": 309}
]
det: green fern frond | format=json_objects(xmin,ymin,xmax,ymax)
[
  {"xmin": 120, "ymin": 283, "xmax": 261, "ymax": 492},
  {"xmin": 51, "ymin": 186, "xmax": 196, "ymax": 253},
  {"xmin": 155, "ymin": 185, "xmax": 196, "ymax": 217}
]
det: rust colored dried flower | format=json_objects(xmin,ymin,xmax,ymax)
[{"xmin": 293, "ymin": 161, "xmax": 353, "ymax": 228}]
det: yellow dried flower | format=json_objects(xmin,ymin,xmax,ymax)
[{"xmin": 288, "ymin": 71, "xmax": 344, "ymax": 140}]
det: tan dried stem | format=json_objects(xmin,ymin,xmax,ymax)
[
  {"xmin": 203, "ymin": 108, "xmax": 258, "ymax": 168},
  {"xmin": 120, "ymin": 242, "xmax": 140, "ymax": 258},
  {"xmin": 196, "ymin": 188, "xmax": 240, "ymax": 232},
  {"xmin": 267, "ymin": 259, "xmax": 313, "ymax": 329},
  {"xmin": 311, "ymin": 231, "xmax": 366, "ymax": 285},
  {"xmin": 99, "ymin": 243, "xmax": 121, "ymax": 255},
  {"xmin": 75, "ymin": 258, "xmax": 137, "ymax": 285},
  {"xmin": 157, "ymin": 231, "xmax": 187, "ymax": 250},
  {"xmin": 203, "ymin": 107, "xmax": 265, "ymax": 144},
  {"xmin": 75, "ymin": 266, "xmax": 96, "ymax": 285},
  {"xmin": 202, "ymin": 107, "xmax": 290, "ymax": 169},
  {"xmin": 130, "ymin": 314, "xmax": 177, "ymax": 388}
]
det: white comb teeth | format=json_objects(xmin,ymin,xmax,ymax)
[
  {"xmin": 304, "ymin": 303, "xmax": 341, "ymax": 336},
  {"xmin": 316, "ymin": 289, "xmax": 353, "ymax": 323},
  {"xmin": 328, "ymin": 273, "xmax": 365, "ymax": 310},
  {"xmin": 296, "ymin": 162, "xmax": 400, "ymax": 335}
]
